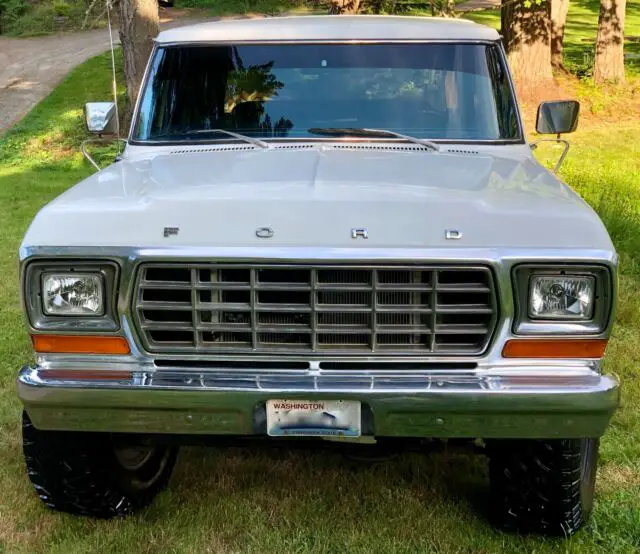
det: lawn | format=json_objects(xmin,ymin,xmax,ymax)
[
  {"xmin": 465, "ymin": 0, "xmax": 640, "ymax": 76},
  {"xmin": 1, "ymin": 49, "xmax": 640, "ymax": 554}
]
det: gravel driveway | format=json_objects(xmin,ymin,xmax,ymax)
[
  {"xmin": 0, "ymin": 12, "xmax": 202, "ymax": 135},
  {"xmin": 0, "ymin": 29, "xmax": 120, "ymax": 134}
]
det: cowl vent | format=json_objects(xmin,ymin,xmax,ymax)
[
  {"xmin": 170, "ymin": 145, "xmax": 256, "ymax": 155},
  {"xmin": 330, "ymin": 143, "xmax": 428, "ymax": 152},
  {"xmin": 443, "ymin": 148, "xmax": 480, "ymax": 155},
  {"xmin": 167, "ymin": 143, "xmax": 481, "ymax": 156}
]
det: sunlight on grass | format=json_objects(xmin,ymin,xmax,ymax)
[{"xmin": 463, "ymin": 0, "xmax": 640, "ymax": 76}]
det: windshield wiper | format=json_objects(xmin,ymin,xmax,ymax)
[
  {"xmin": 307, "ymin": 128, "xmax": 440, "ymax": 152},
  {"xmin": 190, "ymin": 128, "xmax": 271, "ymax": 149}
]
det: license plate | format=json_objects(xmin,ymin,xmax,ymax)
[{"xmin": 266, "ymin": 399, "xmax": 361, "ymax": 437}]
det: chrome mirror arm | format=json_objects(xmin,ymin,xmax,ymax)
[
  {"xmin": 81, "ymin": 137, "xmax": 127, "ymax": 172},
  {"xmin": 530, "ymin": 134, "xmax": 570, "ymax": 174}
]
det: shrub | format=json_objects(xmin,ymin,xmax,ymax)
[
  {"xmin": 0, "ymin": 0, "xmax": 28, "ymax": 32},
  {"xmin": 52, "ymin": 0, "xmax": 72, "ymax": 17},
  {"xmin": 1, "ymin": 0, "xmax": 98, "ymax": 35}
]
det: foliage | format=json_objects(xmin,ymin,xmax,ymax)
[
  {"xmin": 225, "ymin": 62, "xmax": 285, "ymax": 113},
  {"xmin": 0, "ymin": 0, "xmax": 28, "ymax": 32},
  {"xmin": 175, "ymin": 0, "xmax": 310, "ymax": 13},
  {"xmin": 1, "ymin": 48, "xmax": 640, "ymax": 553},
  {"xmin": 0, "ymin": 0, "xmax": 105, "ymax": 36},
  {"xmin": 171, "ymin": 0, "xmax": 456, "ymax": 16},
  {"xmin": 52, "ymin": 0, "xmax": 72, "ymax": 17},
  {"xmin": 465, "ymin": 0, "xmax": 640, "ymax": 77}
]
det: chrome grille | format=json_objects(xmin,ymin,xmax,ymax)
[{"xmin": 133, "ymin": 264, "xmax": 498, "ymax": 355}]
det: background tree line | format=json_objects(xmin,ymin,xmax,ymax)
[{"xmin": 101, "ymin": 0, "xmax": 630, "ymax": 121}]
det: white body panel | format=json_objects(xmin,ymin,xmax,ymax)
[
  {"xmin": 22, "ymin": 144, "xmax": 613, "ymax": 252},
  {"xmin": 155, "ymin": 15, "xmax": 500, "ymax": 44}
]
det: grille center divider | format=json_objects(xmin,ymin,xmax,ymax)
[{"xmin": 133, "ymin": 264, "xmax": 497, "ymax": 355}]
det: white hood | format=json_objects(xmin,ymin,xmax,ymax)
[{"xmin": 22, "ymin": 147, "xmax": 614, "ymax": 251}]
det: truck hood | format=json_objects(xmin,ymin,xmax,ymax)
[{"xmin": 22, "ymin": 147, "xmax": 613, "ymax": 251}]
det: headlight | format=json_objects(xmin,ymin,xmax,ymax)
[
  {"xmin": 42, "ymin": 273, "xmax": 104, "ymax": 316},
  {"xmin": 23, "ymin": 261, "xmax": 119, "ymax": 331},
  {"xmin": 513, "ymin": 265, "xmax": 613, "ymax": 335},
  {"xmin": 530, "ymin": 275, "xmax": 595, "ymax": 320}
]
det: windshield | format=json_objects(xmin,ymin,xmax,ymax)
[{"xmin": 133, "ymin": 43, "xmax": 520, "ymax": 143}]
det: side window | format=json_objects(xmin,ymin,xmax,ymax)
[{"xmin": 486, "ymin": 46, "xmax": 519, "ymax": 139}]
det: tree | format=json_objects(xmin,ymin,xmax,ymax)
[
  {"xmin": 594, "ymin": 0, "xmax": 626, "ymax": 83},
  {"xmin": 550, "ymin": 0, "xmax": 569, "ymax": 68},
  {"xmin": 501, "ymin": 0, "xmax": 553, "ymax": 94},
  {"xmin": 430, "ymin": 0, "xmax": 456, "ymax": 16},
  {"xmin": 329, "ymin": 0, "xmax": 362, "ymax": 13},
  {"xmin": 118, "ymin": 0, "xmax": 159, "ymax": 122}
]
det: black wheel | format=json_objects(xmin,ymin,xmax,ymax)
[
  {"xmin": 22, "ymin": 411, "xmax": 178, "ymax": 518},
  {"xmin": 487, "ymin": 438, "xmax": 599, "ymax": 536}
]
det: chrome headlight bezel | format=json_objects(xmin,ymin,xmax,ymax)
[
  {"xmin": 513, "ymin": 264, "xmax": 613, "ymax": 335},
  {"xmin": 23, "ymin": 260, "xmax": 120, "ymax": 332}
]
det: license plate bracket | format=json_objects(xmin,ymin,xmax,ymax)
[{"xmin": 266, "ymin": 399, "xmax": 361, "ymax": 437}]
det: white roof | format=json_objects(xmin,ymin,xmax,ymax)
[{"xmin": 156, "ymin": 15, "xmax": 500, "ymax": 44}]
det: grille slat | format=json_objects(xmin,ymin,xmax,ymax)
[{"xmin": 134, "ymin": 264, "xmax": 497, "ymax": 355}]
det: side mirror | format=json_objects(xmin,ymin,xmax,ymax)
[
  {"xmin": 85, "ymin": 102, "xmax": 117, "ymax": 134},
  {"xmin": 531, "ymin": 100, "xmax": 579, "ymax": 174},
  {"xmin": 536, "ymin": 100, "xmax": 580, "ymax": 135}
]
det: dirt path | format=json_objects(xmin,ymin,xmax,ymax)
[
  {"xmin": 0, "ymin": 10, "xmax": 203, "ymax": 135},
  {"xmin": 456, "ymin": 0, "xmax": 499, "ymax": 11}
]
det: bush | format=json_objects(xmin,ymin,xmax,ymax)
[
  {"xmin": 0, "ymin": 0, "xmax": 28, "ymax": 32},
  {"xmin": 0, "ymin": 0, "xmax": 101, "ymax": 35},
  {"xmin": 52, "ymin": 0, "xmax": 71, "ymax": 17}
]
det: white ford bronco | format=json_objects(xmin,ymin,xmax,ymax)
[{"xmin": 18, "ymin": 16, "xmax": 619, "ymax": 535}]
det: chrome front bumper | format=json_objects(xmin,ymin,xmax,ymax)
[{"xmin": 17, "ymin": 364, "xmax": 620, "ymax": 439}]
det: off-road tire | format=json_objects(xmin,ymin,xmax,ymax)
[
  {"xmin": 23, "ymin": 411, "xmax": 178, "ymax": 518},
  {"xmin": 487, "ymin": 438, "xmax": 599, "ymax": 536}
]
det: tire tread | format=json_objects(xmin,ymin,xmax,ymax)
[
  {"xmin": 22, "ymin": 411, "xmax": 177, "ymax": 518},
  {"xmin": 487, "ymin": 438, "xmax": 598, "ymax": 536}
]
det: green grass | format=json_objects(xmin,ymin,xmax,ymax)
[
  {"xmin": 464, "ymin": 0, "xmax": 640, "ymax": 76},
  {"xmin": 0, "ymin": 0, "xmax": 107, "ymax": 37},
  {"xmin": 1, "ymin": 52, "xmax": 640, "ymax": 553}
]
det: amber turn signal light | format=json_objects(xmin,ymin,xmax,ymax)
[
  {"xmin": 31, "ymin": 335, "xmax": 130, "ymax": 355},
  {"xmin": 502, "ymin": 338, "xmax": 608, "ymax": 359}
]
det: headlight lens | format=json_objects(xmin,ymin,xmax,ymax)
[
  {"xmin": 529, "ymin": 275, "xmax": 595, "ymax": 319},
  {"xmin": 42, "ymin": 273, "xmax": 104, "ymax": 316}
]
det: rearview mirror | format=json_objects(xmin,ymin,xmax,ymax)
[
  {"xmin": 85, "ymin": 102, "xmax": 117, "ymax": 134},
  {"xmin": 536, "ymin": 100, "xmax": 580, "ymax": 135}
]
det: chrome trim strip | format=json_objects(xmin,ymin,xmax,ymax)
[
  {"xmin": 23, "ymin": 260, "xmax": 120, "ymax": 332},
  {"xmin": 496, "ymin": 40, "xmax": 526, "ymax": 140},
  {"xmin": 18, "ymin": 365, "xmax": 620, "ymax": 438},
  {"xmin": 157, "ymin": 39, "xmax": 504, "ymax": 46},
  {"xmin": 512, "ymin": 263, "xmax": 615, "ymax": 335},
  {"xmin": 127, "ymin": 43, "xmax": 159, "ymax": 143},
  {"xmin": 20, "ymin": 245, "xmax": 619, "ymax": 263}
]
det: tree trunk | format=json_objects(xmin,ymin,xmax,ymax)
[
  {"xmin": 446, "ymin": 0, "xmax": 455, "ymax": 15},
  {"xmin": 501, "ymin": 0, "xmax": 553, "ymax": 96},
  {"xmin": 550, "ymin": 0, "xmax": 569, "ymax": 69},
  {"xmin": 118, "ymin": 0, "xmax": 159, "ymax": 125},
  {"xmin": 593, "ymin": 0, "xmax": 626, "ymax": 83},
  {"xmin": 328, "ymin": 0, "xmax": 362, "ymax": 13}
]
